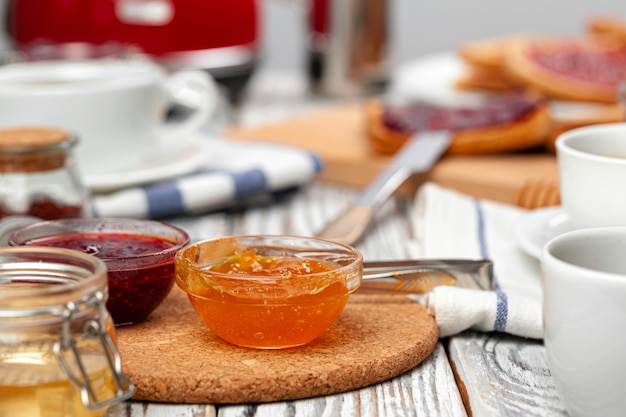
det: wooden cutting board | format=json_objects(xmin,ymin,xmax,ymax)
[
  {"xmin": 116, "ymin": 286, "xmax": 438, "ymax": 404},
  {"xmin": 224, "ymin": 103, "xmax": 560, "ymax": 207}
]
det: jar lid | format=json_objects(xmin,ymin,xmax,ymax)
[
  {"xmin": 0, "ymin": 246, "xmax": 108, "ymax": 316},
  {"xmin": 0, "ymin": 127, "xmax": 76, "ymax": 172}
]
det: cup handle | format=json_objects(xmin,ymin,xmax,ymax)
[{"xmin": 157, "ymin": 69, "xmax": 219, "ymax": 153}]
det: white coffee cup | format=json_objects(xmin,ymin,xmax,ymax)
[
  {"xmin": 556, "ymin": 122, "xmax": 626, "ymax": 228},
  {"xmin": 0, "ymin": 57, "xmax": 217, "ymax": 175},
  {"xmin": 542, "ymin": 227, "xmax": 626, "ymax": 417}
]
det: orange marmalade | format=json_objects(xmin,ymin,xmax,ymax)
[{"xmin": 177, "ymin": 250, "xmax": 351, "ymax": 349}]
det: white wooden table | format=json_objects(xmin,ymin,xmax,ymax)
[{"xmin": 105, "ymin": 68, "xmax": 569, "ymax": 417}]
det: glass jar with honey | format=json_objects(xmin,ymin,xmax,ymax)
[
  {"xmin": 0, "ymin": 246, "xmax": 135, "ymax": 417},
  {"xmin": 0, "ymin": 127, "xmax": 91, "ymax": 220}
]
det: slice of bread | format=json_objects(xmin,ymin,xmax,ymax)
[
  {"xmin": 366, "ymin": 91, "xmax": 551, "ymax": 155},
  {"xmin": 504, "ymin": 36, "xmax": 626, "ymax": 103},
  {"xmin": 455, "ymin": 34, "xmax": 532, "ymax": 92},
  {"xmin": 587, "ymin": 15, "xmax": 626, "ymax": 45}
]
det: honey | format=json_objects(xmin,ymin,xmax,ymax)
[
  {"xmin": 0, "ymin": 350, "xmax": 117, "ymax": 417},
  {"xmin": 177, "ymin": 248, "xmax": 358, "ymax": 349},
  {"xmin": 0, "ymin": 247, "xmax": 135, "ymax": 417}
]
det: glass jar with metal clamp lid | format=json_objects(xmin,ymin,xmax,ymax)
[
  {"xmin": 0, "ymin": 126, "xmax": 91, "ymax": 220},
  {"xmin": 0, "ymin": 246, "xmax": 135, "ymax": 417}
]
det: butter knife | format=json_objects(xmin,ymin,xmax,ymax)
[
  {"xmin": 316, "ymin": 131, "xmax": 452, "ymax": 245},
  {"xmin": 361, "ymin": 258, "xmax": 493, "ymax": 294}
]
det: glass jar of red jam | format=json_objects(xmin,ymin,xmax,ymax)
[
  {"xmin": 0, "ymin": 127, "xmax": 91, "ymax": 220},
  {"xmin": 0, "ymin": 246, "xmax": 135, "ymax": 417}
]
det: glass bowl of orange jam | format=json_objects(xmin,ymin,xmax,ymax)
[{"xmin": 175, "ymin": 235, "xmax": 363, "ymax": 349}]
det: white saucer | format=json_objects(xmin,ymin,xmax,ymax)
[
  {"xmin": 389, "ymin": 52, "xmax": 492, "ymax": 107},
  {"xmin": 390, "ymin": 51, "xmax": 621, "ymax": 120},
  {"xmin": 85, "ymin": 136, "xmax": 209, "ymax": 193},
  {"xmin": 514, "ymin": 207, "xmax": 576, "ymax": 260}
]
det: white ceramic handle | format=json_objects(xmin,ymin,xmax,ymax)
[{"xmin": 158, "ymin": 69, "xmax": 218, "ymax": 152}]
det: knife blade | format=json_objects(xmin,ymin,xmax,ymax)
[
  {"xmin": 361, "ymin": 258, "xmax": 493, "ymax": 294},
  {"xmin": 316, "ymin": 131, "xmax": 452, "ymax": 245}
]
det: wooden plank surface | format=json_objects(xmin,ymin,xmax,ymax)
[{"xmin": 448, "ymin": 332, "xmax": 567, "ymax": 416}]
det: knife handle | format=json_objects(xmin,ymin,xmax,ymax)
[{"xmin": 316, "ymin": 205, "xmax": 376, "ymax": 246}]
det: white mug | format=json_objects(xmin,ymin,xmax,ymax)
[
  {"xmin": 556, "ymin": 122, "xmax": 626, "ymax": 228},
  {"xmin": 542, "ymin": 227, "xmax": 626, "ymax": 417},
  {"xmin": 0, "ymin": 57, "xmax": 217, "ymax": 175}
]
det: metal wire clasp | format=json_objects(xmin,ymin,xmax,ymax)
[{"xmin": 53, "ymin": 290, "xmax": 135, "ymax": 410}]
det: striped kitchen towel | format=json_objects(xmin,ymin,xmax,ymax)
[
  {"xmin": 92, "ymin": 138, "xmax": 323, "ymax": 219},
  {"xmin": 412, "ymin": 182, "xmax": 543, "ymax": 339}
]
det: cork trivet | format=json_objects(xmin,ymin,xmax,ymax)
[{"xmin": 116, "ymin": 286, "xmax": 438, "ymax": 404}]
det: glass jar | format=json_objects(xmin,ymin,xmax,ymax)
[
  {"xmin": 0, "ymin": 246, "xmax": 135, "ymax": 417},
  {"xmin": 0, "ymin": 127, "xmax": 91, "ymax": 220}
]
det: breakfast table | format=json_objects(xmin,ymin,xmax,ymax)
[{"xmin": 103, "ymin": 65, "xmax": 569, "ymax": 417}]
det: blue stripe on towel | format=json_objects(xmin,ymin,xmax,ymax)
[
  {"xmin": 475, "ymin": 199, "xmax": 489, "ymax": 264},
  {"xmin": 145, "ymin": 183, "xmax": 184, "ymax": 218},
  {"xmin": 231, "ymin": 169, "xmax": 267, "ymax": 196},
  {"xmin": 310, "ymin": 153, "xmax": 324, "ymax": 174},
  {"xmin": 475, "ymin": 199, "xmax": 508, "ymax": 332},
  {"xmin": 494, "ymin": 291, "xmax": 509, "ymax": 332}
]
